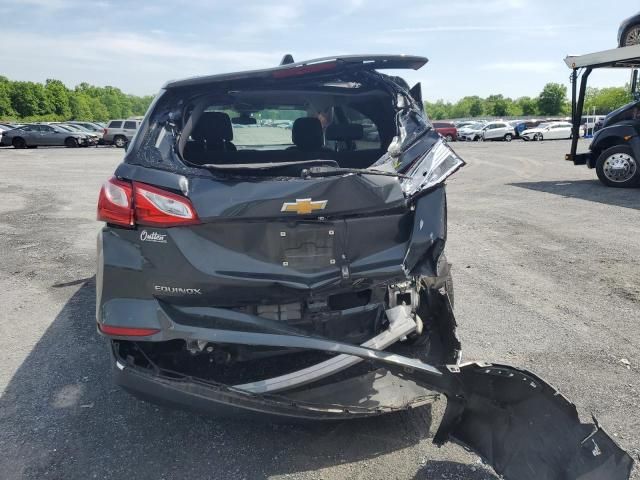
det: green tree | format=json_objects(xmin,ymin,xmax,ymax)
[
  {"xmin": 538, "ymin": 83, "xmax": 567, "ymax": 116},
  {"xmin": 469, "ymin": 97, "xmax": 484, "ymax": 117},
  {"xmin": 69, "ymin": 92, "xmax": 93, "ymax": 120},
  {"xmin": 584, "ymin": 86, "xmax": 631, "ymax": 114},
  {"xmin": 88, "ymin": 97, "xmax": 110, "ymax": 121},
  {"xmin": 424, "ymin": 99, "xmax": 452, "ymax": 120},
  {"xmin": 10, "ymin": 81, "xmax": 49, "ymax": 117},
  {"xmin": 44, "ymin": 79, "xmax": 71, "ymax": 118},
  {"xmin": 0, "ymin": 76, "xmax": 15, "ymax": 117},
  {"xmin": 516, "ymin": 96, "xmax": 537, "ymax": 116}
]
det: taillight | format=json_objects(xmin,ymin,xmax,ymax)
[
  {"xmin": 133, "ymin": 182, "xmax": 199, "ymax": 227},
  {"xmin": 103, "ymin": 128, "xmax": 107, "ymax": 135},
  {"xmin": 98, "ymin": 323, "xmax": 160, "ymax": 337},
  {"xmin": 97, "ymin": 177, "xmax": 199, "ymax": 228},
  {"xmin": 97, "ymin": 177, "xmax": 134, "ymax": 226}
]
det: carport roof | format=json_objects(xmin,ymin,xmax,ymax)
[
  {"xmin": 564, "ymin": 44, "xmax": 640, "ymax": 69},
  {"xmin": 164, "ymin": 54, "xmax": 428, "ymax": 89}
]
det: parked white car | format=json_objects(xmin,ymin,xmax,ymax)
[
  {"xmin": 457, "ymin": 122, "xmax": 486, "ymax": 141},
  {"xmin": 521, "ymin": 121, "xmax": 573, "ymax": 141},
  {"xmin": 480, "ymin": 121, "xmax": 515, "ymax": 142}
]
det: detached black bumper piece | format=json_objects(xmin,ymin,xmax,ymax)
[{"xmin": 111, "ymin": 345, "xmax": 633, "ymax": 480}]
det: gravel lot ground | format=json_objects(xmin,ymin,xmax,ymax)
[{"xmin": 0, "ymin": 140, "xmax": 638, "ymax": 479}]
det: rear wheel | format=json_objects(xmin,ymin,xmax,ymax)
[
  {"xmin": 445, "ymin": 134, "xmax": 453, "ymax": 142},
  {"xmin": 12, "ymin": 137, "xmax": 26, "ymax": 149},
  {"xmin": 114, "ymin": 136, "xmax": 126, "ymax": 148},
  {"xmin": 65, "ymin": 137, "xmax": 78, "ymax": 148},
  {"xmin": 504, "ymin": 133, "xmax": 513, "ymax": 142},
  {"xmin": 595, "ymin": 145, "xmax": 639, "ymax": 187}
]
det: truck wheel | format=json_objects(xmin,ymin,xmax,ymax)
[
  {"xmin": 595, "ymin": 145, "xmax": 640, "ymax": 187},
  {"xmin": 621, "ymin": 25, "xmax": 640, "ymax": 46},
  {"xmin": 445, "ymin": 134, "xmax": 453, "ymax": 142}
]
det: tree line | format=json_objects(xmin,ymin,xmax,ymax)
[
  {"xmin": 424, "ymin": 82, "xmax": 632, "ymax": 120},
  {"xmin": 0, "ymin": 76, "xmax": 154, "ymax": 123}
]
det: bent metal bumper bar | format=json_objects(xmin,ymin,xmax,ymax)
[{"xmin": 110, "ymin": 302, "xmax": 635, "ymax": 480}]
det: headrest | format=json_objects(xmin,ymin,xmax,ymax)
[
  {"xmin": 325, "ymin": 123, "xmax": 364, "ymax": 141},
  {"xmin": 292, "ymin": 117, "xmax": 324, "ymax": 151},
  {"xmin": 193, "ymin": 112, "xmax": 233, "ymax": 142}
]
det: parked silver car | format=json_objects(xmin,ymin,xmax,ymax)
[
  {"xmin": 65, "ymin": 122, "xmax": 105, "ymax": 143},
  {"xmin": 103, "ymin": 119, "xmax": 140, "ymax": 147},
  {"xmin": 1, "ymin": 123, "xmax": 91, "ymax": 148}
]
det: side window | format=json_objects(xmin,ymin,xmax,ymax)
[
  {"xmin": 41, "ymin": 125, "xmax": 54, "ymax": 132},
  {"xmin": 109, "ymin": 121, "xmax": 122, "ymax": 128},
  {"xmin": 341, "ymin": 106, "xmax": 380, "ymax": 149},
  {"xmin": 21, "ymin": 125, "xmax": 34, "ymax": 132},
  {"xmin": 123, "ymin": 121, "xmax": 137, "ymax": 130}
]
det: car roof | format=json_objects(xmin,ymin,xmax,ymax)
[{"xmin": 164, "ymin": 54, "xmax": 428, "ymax": 89}]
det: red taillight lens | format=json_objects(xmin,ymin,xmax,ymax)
[
  {"xmin": 133, "ymin": 182, "xmax": 200, "ymax": 227},
  {"xmin": 98, "ymin": 323, "xmax": 160, "ymax": 337},
  {"xmin": 97, "ymin": 177, "xmax": 134, "ymax": 226},
  {"xmin": 97, "ymin": 178, "xmax": 199, "ymax": 227},
  {"xmin": 103, "ymin": 128, "xmax": 107, "ymax": 135}
]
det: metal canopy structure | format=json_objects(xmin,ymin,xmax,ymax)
[{"xmin": 565, "ymin": 45, "xmax": 640, "ymax": 163}]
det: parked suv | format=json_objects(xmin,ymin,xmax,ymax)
[
  {"xmin": 480, "ymin": 121, "xmax": 515, "ymax": 141},
  {"xmin": 92, "ymin": 54, "xmax": 632, "ymax": 479},
  {"xmin": 103, "ymin": 119, "xmax": 140, "ymax": 147},
  {"xmin": 432, "ymin": 122, "xmax": 457, "ymax": 141}
]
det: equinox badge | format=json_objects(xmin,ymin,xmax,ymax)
[{"xmin": 281, "ymin": 198, "xmax": 327, "ymax": 215}]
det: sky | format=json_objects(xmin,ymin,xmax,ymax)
[{"xmin": 1, "ymin": 0, "xmax": 638, "ymax": 101}]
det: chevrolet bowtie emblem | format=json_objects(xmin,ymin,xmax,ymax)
[{"xmin": 281, "ymin": 198, "xmax": 328, "ymax": 215}]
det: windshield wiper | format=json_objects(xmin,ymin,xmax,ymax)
[{"xmin": 304, "ymin": 166, "xmax": 409, "ymax": 179}]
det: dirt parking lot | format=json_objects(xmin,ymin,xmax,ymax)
[{"xmin": 0, "ymin": 140, "xmax": 638, "ymax": 479}]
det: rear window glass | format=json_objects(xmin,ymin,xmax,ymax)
[
  {"xmin": 123, "ymin": 121, "xmax": 137, "ymax": 129},
  {"xmin": 108, "ymin": 121, "xmax": 122, "ymax": 128},
  {"xmin": 341, "ymin": 106, "xmax": 380, "ymax": 149},
  {"xmin": 226, "ymin": 107, "xmax": 306, "ymax": 148}
]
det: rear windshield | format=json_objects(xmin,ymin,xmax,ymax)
[{"xmin": 126, "ymin": 71, "xmax": 430, "ymax": 176}]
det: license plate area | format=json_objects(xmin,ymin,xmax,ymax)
[{"xmin": 279, "ymin": 223, "xmax": 337, "ymax": 270}]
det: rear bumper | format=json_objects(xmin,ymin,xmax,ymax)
[{"xmin": 109, "ymin": 342, "xmax": 634, "ymax": 480}]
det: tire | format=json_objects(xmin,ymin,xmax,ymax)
[
  {"xmin": 445, "ymin": 134, "xmax": 453, "ymax": 142},
  {"xmin": 504, "ymin": 133, "xmax": 513, "ymax": 142},
  {"xmin": 12, "ymin": 137, "xmax": 26, "ymax": 149},
  {"xmin": 621, "ymin": 24, "xmax": 640, "ymax": 47},
  {"xmin": 475, "ymin": 135, "xmax": 483, "ymax": 142},
  {"xmin": 65, "ymin": 137, "xmax": 78, "ymax": 148},
  {"xmin": 113, "ymin": 136, "xmax": 126, "ymax": 148},
  {"xmin": 534, "ymin": 133, "xmax": 543, "ymax": 141},
  {"xmin": 595, "ymin": 145, "xmax": 640, "ymax": 187}
]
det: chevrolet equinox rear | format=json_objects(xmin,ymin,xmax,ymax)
[{"xmin": 94, "ymin": 55, "xmax": 633, "ymax": 479}]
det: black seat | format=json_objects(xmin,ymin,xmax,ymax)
[
  {"xmin": 192, "ymin": 112, "xmax": 237, "ymax": 151},
  {"xmin": 290, "ymin": 117, "xmax": 325, "ymax": 152}
]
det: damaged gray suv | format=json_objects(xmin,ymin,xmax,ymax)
[{"xmin": 96, "ymin": 55, "xmax": 633, "ymax": 479}]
